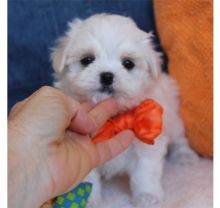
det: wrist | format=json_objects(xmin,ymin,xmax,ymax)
[
  {"xmin": 8, "ymin": 147, "xmax": 38, "ymax": 207},
  {"xmin": 8, "ymin": 127, "xmax": 49, "ymax": 208}
]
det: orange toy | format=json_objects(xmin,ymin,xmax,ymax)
[{"xmin": 92, "ymin": 99, "xmax": 163, "ymax": 145}]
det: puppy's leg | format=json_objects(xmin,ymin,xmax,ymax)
[
  {"xmin": 130, "ymin": 136, "xmax": 168, "ymax": 207},
  {"xmin": 84, "ymin": 169, "xmax": 102, "ymax": 208},
  {"xmin": 168, "ymin": 117, "xmax": 199, "ymax": 164}
]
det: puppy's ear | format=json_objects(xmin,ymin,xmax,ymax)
[
  {"xmin": 51, "ymin": 19, "xmax": 82, "ymax": 73},
  {"xmin": 143, "ymin": 32, "xmax": 162, "ymax": 79},
  {"xmin": 51, "ymin": 36, "xmax": 68, "ymax": 73}
]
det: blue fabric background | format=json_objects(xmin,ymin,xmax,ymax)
[{"xmin": 8, "ymin": 0, "xmax": 167, "ymax": 110}]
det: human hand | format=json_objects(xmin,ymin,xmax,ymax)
[{"xmin": 8, "ymin": 86, "xmax": 134, "ymax": 208}]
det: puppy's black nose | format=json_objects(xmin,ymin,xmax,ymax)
[{"xmin": 100, "ymin": 72, "xmax": 114, "ymax": 86}]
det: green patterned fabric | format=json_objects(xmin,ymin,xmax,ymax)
[{"xmin": 52, "ymin": 182, "xmax": 92, "ymax": 208}]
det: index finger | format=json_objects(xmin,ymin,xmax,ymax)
[
  {"xmin": 88, "ymin": 98, "xmax": 118, "ymax": 129},
  {"xmin": 69, "ymin": 98, "xmax": 118, "ymax": 134}
]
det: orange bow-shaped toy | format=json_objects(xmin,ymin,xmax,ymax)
[{"xmin": 92, "ymin": 99, "xmax": 163, "ymax": 145}]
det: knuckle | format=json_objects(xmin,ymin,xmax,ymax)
[
  {"xmin": 37, "ymin": 86, "xmax": 62, "ymax": 97},
  {"xmin": 11, "ymin": 101, "xmax": 22, "ymax": 110},
  {"xmin": 38, "ymin": 86, "xmax": 54, "ymax": 95},
  {"xmin": 36, "ymin": 87, "xmax": 68, "ymax": 109},
  {"xmin": 9, "ymin": 100, "xmax": 25, "ymax": 117},
  {"xmin": 9, "ymin": 103, "xmax": 20, "ymax": 115}
]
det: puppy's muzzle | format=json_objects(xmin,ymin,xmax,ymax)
[
  {"xmin": 100, "ymin": 72, "xmax": 114, "ymax": 86},
  {"xmin": 99, "ymin": 72, "xmax": 114, "ymax": 94}
]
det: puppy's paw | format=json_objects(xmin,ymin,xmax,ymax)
[
  {"xmin": 177, "ymin": 151, "xmax": 200, "ymax": 165},
  {"xmin": 132, "ymin": 185, "xmax": 163, "ymax": 208},
  {"xmin": 87, "ymin": 196, "xmax": 102, "ymax": 208},
  {"xmin": 168, "ymin": 144, "xmax": 200, "ymax": 165},
  {"xmin": 132, "ymin": 192, "xmax": 163, "ymax": 208}
]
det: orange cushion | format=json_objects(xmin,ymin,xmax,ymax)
[{"xmin": 154, "ymin": 0, "xmax": 213, "ymax": 157}]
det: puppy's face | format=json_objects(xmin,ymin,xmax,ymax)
[{"xmin": 52, "ymin": 14, "xmax": 161, "ymax": 110}]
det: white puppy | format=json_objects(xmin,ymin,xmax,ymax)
[{"xmin": 51, "ymin": 14, "xmax": 198, "ymax": 207}]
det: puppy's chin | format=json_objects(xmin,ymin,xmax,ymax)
[
  {"xmin": 90, "ymin": 92, "xmax": 112, "ymax": 104},
  {"xmin": 90, "ymin": 91, "xmax": 145, "ymax": 113},
  {"xmin": 115, "ymin": 95, "xmax": 145, "ymax": 112}
]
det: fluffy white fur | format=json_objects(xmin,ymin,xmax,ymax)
[{"xmin": 51, "ymin": 14, "xmax": 198, "ymax": 207}]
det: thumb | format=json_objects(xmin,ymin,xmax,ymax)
[{"xmin": 93, "ymin": 130, "xmax": 135, "ymax": 167}]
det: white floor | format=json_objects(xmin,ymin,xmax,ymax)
[{"xmin": 100, "ymin": 158, "xmax": 213, "ymax": 208}]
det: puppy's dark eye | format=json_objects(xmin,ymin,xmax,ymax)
[
  {"xmin": 122, "ymin": 59, "xmax": 135, "ymax": 70},
  {"xmin": 80, "ymin": 56, "xmax": 95, "ymax": 67}
]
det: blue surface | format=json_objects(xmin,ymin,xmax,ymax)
[{"xmin": 8, "ymin": 0, "xmax": 167, "ymax": 110}]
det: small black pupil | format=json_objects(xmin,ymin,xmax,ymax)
[
  {"xmin": 81, "ymin": 56, "xmax": 95, "ymax": 66},
  {"xmin": 123, "ymin": 59, "xmax": 134, "ymax": 70}
]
